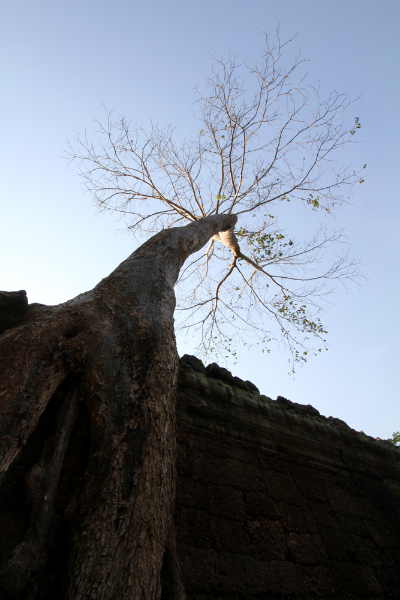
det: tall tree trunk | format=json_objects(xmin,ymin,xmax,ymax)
[{"xmin": 0, "ymin": 214, "xmax": 236, "ymax": 600}]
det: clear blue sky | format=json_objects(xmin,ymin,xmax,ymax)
[{"xmin": 1, "ymin": 0, "xmax": 399, "ymax": 439}]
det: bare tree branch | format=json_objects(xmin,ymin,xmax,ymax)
[{"xmin": 65, "ymin": 28, "xmax": 365, "ymax": 368}]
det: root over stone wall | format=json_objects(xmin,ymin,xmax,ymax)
[{"xmin": 1, "ymin": 330, "xmax": 399, "ymax": 599}]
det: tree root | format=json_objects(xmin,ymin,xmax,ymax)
[
  {"xmin": 161, "ymin": 522, "xmax": 186, "ymax": 600},
  {"xmin": 0, "ymin": 383, "xmax": 81, "ymax": 597}
]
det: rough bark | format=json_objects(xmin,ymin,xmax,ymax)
[{"xmin": 0, "ymin": 214, "xmax": 237, "ymax": 600}]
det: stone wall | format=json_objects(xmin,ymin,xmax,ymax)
[{"xmin": 175, "ymin": 355, "xmax": 400, "ymax": 600}]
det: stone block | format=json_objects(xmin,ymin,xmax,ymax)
[
  {"xmin": 262, "ymin": 469, "xmax": 305, "ymax": 506},
  {"xmin": 330, "ymin": 561, "xmax": 384, "ymax": 597},
  {"xmin": 280, "ymin": 504, "xmax": 319, "ymax": 534},
  {"xmin": 210, "ymin": 516, "xmax": 249, "ymax": 554},
  {"xmin": 216, "ymin": 552, "xmax": 248, "ymax": 592},
  {"xmin": 178, "ymin": 546, "xmax": 218, "ymax": 593},
  {"xmin": 176, "ymin": 477, "xmax": 207, "ymax": 510},
  {"xmin": 207, "ymin": 484, "xmax": 246, "ymax": 521},
  {"xmin": 190, "ymin": 452, "xmax": 263, "ymax": 491},
  {"xmin": 244, "ymin": 490, "xmax": 283, "ymax": 520},
  {"xmin": 0, "ymin": 290, "xmax": 28, "ymax": 334},
  {"xmin": 247, "ymin": 517, "xmax": 286, "ymax": 560},
  {"xmin": 286, "ymin": 532, "xmax": 328, "ymax": 565},
  {"xmin": 175, "ymin": 506, "xmax": 211, "ymax": 547}
]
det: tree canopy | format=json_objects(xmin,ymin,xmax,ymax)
[{"xmin": 66, "ymin": 31, "xmax": 364, "ymax": 371}]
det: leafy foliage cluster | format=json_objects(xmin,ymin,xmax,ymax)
[{"xmin": 388, "ymin": 431, "xmax": 400, "ymax": 446}]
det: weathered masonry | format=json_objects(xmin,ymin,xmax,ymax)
[{"xmin": 175, "ymin": 355, "xmax": 400, "ymax": 600}]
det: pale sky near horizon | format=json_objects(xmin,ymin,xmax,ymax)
[{"xmin": 1, "ymin": 1, "xmax": 399, "ymax": 440}]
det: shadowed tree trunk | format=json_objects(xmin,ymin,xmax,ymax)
[{"xmin": 0, "ymin": 214, "xmax": 236, "ymax": 600}]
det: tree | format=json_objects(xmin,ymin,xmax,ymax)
[
  {"xmin": 0, "ymin": 214, "xmax": 235, "ymax": 600},
  {"xmin": 0, "ymin": 32, "xmax": 362, "ymax": 599},
  {"xmin": 66, "ymin": 32, "xmax": 363, "ymax": 369}
]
